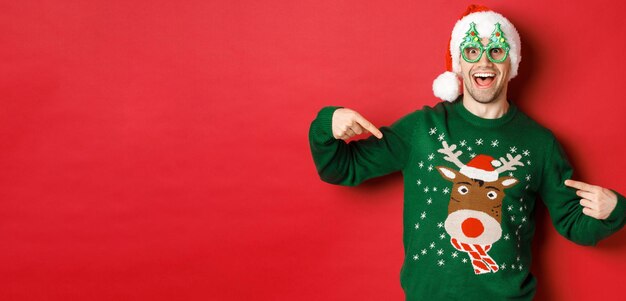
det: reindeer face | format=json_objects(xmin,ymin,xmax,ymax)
[
  {"xmin": 434, "ymin": 141, "xmax": 524, "ymax": 273},
  {"xmin": 437, "ymin": 166, "xmax": 518, "ymax": 245},
  {"xmin": 437, "ymin": 166, "xmax": 518, "ymax": 222}
]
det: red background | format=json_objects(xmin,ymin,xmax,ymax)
[{"xmin": 2, "ymin": 0, "xmax": 625, "ymax": 300}]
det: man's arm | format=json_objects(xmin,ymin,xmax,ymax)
[
  {"xmin": 308, "ymin": 106, "xmax": 418, "ymax": 186},
  {"xmin": 538, "ymin": 137, "xmax": 626, "ymax": 246}
]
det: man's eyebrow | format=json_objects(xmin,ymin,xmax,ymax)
[{"xmin": 486, "ymin": 186, "xmax": 501, "ymax": 191}]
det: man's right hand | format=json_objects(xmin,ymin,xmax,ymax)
[{"xmin": 331, "ymin": 108, "xmax": 383, "ymax": 141}]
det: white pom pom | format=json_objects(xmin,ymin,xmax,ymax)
[
  {"xmin": 491, "ymin": 160, "xmax": 502, "ymax": 167},
  {"xmin": 432, "ymin": 71, "xmax": 461, "ymax": 102}
]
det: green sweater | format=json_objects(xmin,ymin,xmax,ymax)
[{"xmin": 308, "ymin": 100, "xmax": 626, "ymax": 301}]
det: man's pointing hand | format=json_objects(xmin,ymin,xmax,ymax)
[
  {"xmin": 565, "ymin": 179, "xmax": 618, "ymax": 220},
  {"xmin": 332, "ymin": 108, "xmax": 383, "ymax": 141}
]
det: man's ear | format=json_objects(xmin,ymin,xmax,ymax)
[{"xmin": 436, "ymin": 166, "xmax": 459, "ymax": 182}]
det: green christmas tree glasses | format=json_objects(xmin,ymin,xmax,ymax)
[{"xmin": 460, "ymin": 22, "xmax": 510, "ymax": 63}]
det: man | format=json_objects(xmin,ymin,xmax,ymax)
[{"xmin": 308, "ymin": 4, "xmax": 625, "ymax": 301}]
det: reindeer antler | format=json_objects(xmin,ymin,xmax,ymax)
[
  {"xmin": 495, "ymin": 153, "xmax": 525, "ymax": 173},
  {"xmin": 437, "ymin": 141, "xmax": 465, "ymax": 169}
]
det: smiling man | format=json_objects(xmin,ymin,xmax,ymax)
[
  {"xmin": 308, "ymin": 4, "xmax": 626, "ymax": 301},
  {"xmin": 459, "ymin": 36, "xmax": 509, "ymax": 104}
]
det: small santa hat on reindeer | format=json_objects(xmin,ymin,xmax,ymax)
[
  {"xmin": 432, "ymin": 4, "xmax": 522, "ymax": 102},
  {"xmin": 459, "ymin": 154, "xmax": 502, "ymax": 182}
]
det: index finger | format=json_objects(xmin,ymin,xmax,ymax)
[
  {"xmin": 354, "ymin": 114, "xmax": 383, "ymax": 139},
  {"xmin": 564, "ymin": 179, "xmax": 596, "ymax": 192}
]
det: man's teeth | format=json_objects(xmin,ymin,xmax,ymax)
[{"xmin": 473, "ymin": 73, "xmax": 496, "ymax": 78}]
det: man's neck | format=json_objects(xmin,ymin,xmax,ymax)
[{"xmin": 461, "ymin": 96, "xmax": 510, "ymax": 119}]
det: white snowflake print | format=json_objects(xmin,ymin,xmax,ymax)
[
  {"xmin": 417, "ymin": 179, "xmax": 422, "ymax": 186},
  {"xmin": 413, "ymin": 254, "xmax": 419, "ymax": 260},
  {"xmin": 428, "ymin": 165, "xmax": 433, "ymax": 172},
  {"xmin": 491, "ymin": 140, "xmax": 499, "ymax": 147},
  {"xmin": 426, "ymin": 198, "xmax": 432, "ymax": 205},
  {"xmin": 519, "ymin": 197, "xmax": 524, "ymax": 203},
  {"xmin": 517, "ymin": 256, "xmax": 521, "ymax": 262},
  {"xmin": 428, "ymin": 153, "xmax": 435, "ymax": 160},
  {"xmin": 504, "ymin": 234, "xmax": 510, "ymax": 240},
  {"xmin": 508, "ymin": 172, "xmax": 514, "ymax": 177},
  {"xmin": 460, "ymin": 140, "xmax": 467, "ymax": 147},
  {"xmin": 470, "ymin": 153, "xmax": 477, "ymax": 158},
  {"xmin": 526, "ymin": 160, "xmax": 531, "ymax": 165},
  {"xmin": 451, "ymin": 251, "xmax": 458, "ymax": 258},
  {"xmin": 437, "ymin": 222, "xmax": 444, "ymax": 228},
  {"xmin": 437, "ymin": 249, "xmax": 444, "ymax": 256},
  {"xmin": 467, "ymin": 146, "xmax": 472, "ymax": 151},
  {"xmin": 429, "ymin": 242, "xmax": 436, "ymax": 249},
  {"xmin": 525, "ymin": 174, "xmax": 531, "ymax": 181},
  {"xmin": 437, "ymin": 259, "xmax": 445, "ymax": 266},
  {"xmin": 525, "ymin": 184, "xmax": 530, "ymax": 189},
  {"xmin": 509, "ymin": 146, "xmax": 517, "ymax": 153},
  {"xmin": 475, "ymin": 138, "xmax": 483, "ymax": 145},
  {"xmin": 429, "ymin": 128, "xmax": 437, "ymax": 135},
  {"xmin": 511, "ymin": 264, "xmax": 516, "ymax": 270},
  {"xmin": 518, "ymin": 264, "xmax": 523, "ymax": 271},
  {"xmin": 421, "ymin": 249, "xmax": 427, "ymax": 255},
  {"xmin": 501, "ymin": 263, "xmax": 507, "ymax": 270},
  {"xmin": 519, "ymin": 206, "xmax": 523, "ymax": 212},
  {"xmin": 510, "ymin": 215, "xmax": 516, "ymax": 222},
  {"xmin": 443, "ymin": 187, "xmax": 450, "ymax": 194},
  {"xmin": 418, "ymin": 161, "xmax": 424, "ymax": 169},
  {"xmin": 507, "ymin": 205, "xmax": 514, "ymax": 211},
  {"xmin": 462, "ymin": 258, "xmax": 468, "ymax": 263},
  {"xmin": 521, "ymin": 217, "xmax": 527, "ymax": 223},
  {"xmin": 437, "ymin": 133, "xmax": 445, "ymax": 141},
  {"xmin": 414, "ymin": 223, "xmax": 420, "ymax": 229},
  {"xmin": 439, "ymin": 233, "xmax": 446, "ymax": 239},
  {"xmin": 433, "ymin": 187, "xmax": 438, "ymax": 192},
  {"xmin": 424, "ymin": 187, "xmax": 430, "ymax": 193},
  {"xmin": 522, "ymin": 150, "xmax": 530, "ymax": 156},
  {"xmin": 420, "ymin": 211, "xmax": 427, "ymax": 219}
]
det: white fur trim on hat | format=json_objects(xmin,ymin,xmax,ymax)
[
  {"xmin": 432, "ymin": 71, "xmax": 460, "ymax": 102},
  {"xmin": 459, "ymin": 165, "xmax": 499, "ymax": 182},
  {"xmin": 450, "ymin": 11, "xmax": 522, "ymax": 80}
]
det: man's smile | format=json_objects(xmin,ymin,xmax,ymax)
[{"xmin": 472, "ymin": 71, "xmax": 497, "ymax": 89}]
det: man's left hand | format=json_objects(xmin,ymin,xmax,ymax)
[{"xmin": 565, "ymin": 179, "xmax": 618, "ymax": 220}]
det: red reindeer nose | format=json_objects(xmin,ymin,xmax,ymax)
[{"xmin": 461, "ymin": 218, "xmax": 484, "ymax": 238}]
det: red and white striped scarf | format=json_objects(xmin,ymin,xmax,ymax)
[{"xmin": 451, "ymin": 237, "xmax": 499, "ymax": 274}]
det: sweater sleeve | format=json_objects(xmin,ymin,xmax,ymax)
[
  {"xmin": 308, "ymin": 106, "xmax": 417, "ymax": 186},
  {"xmin": 538, "ymin": 137, "xmax": 626, "ymax": 246}
]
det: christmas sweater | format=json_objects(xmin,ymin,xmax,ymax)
[{"xmin": 308, "ymin": 100, "xmax": 626, "ymax": 301}]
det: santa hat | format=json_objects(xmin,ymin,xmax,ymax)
[
  {"xmin": 459, "ymin": 154, "xmax": 502, "ymax": 182},
  {"xmin": 432, "ymin": 4, "xmax": 522, "ymax": 102}
]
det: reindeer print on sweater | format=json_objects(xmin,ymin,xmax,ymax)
[
  {"xmin": 411, "ymin": 129, "xmax": 534, "ymax": 276},
  {"xmin": 436, "ymin": 141, "xmax": 522, "ymax": 274}
]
